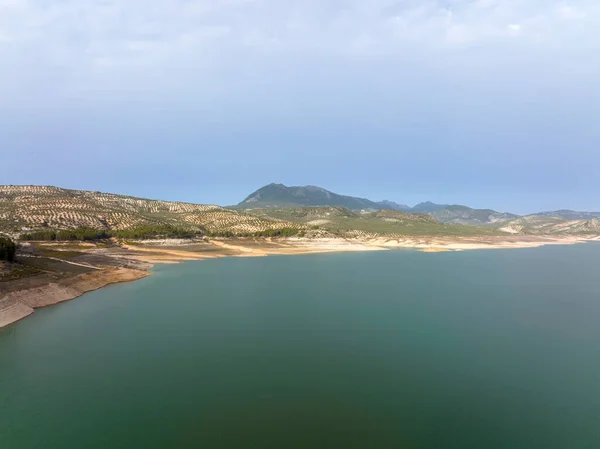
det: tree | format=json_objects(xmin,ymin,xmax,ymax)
[{"xmin": 0, "ymin": 236, "xmax": 16, "ymax": 262}]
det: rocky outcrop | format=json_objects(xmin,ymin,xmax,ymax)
[{"xmin": 0, "ymin": 298, "xmax": 34, "ymax": 328}]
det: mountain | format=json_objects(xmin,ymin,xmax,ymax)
[
  {"xmin": 535, "ymin": 210, "xmax": 600, "ymax": 220},
  {"xmin": 237, "ymin": 184, "xmax": 600, "ymax": 229},
  {"xmin": 238, "ymin": 183, "xmax": 383, "ymax": 210},
  {"xmin": 238, "ymin": 185, "xmax": 521, "ymax": 226},
  {"xmin": 429, "ymin": 205, "xmax": 519, "ymax": 226},
  {"xmin": 375, "ymin": 200, "xmax": 411, "ymax": 211},
  {"xmin": 410, "ymin": 202, "xmax": 449, "ymax": 214}
]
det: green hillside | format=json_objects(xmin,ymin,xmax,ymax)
[
  {"xmin": 429, "ymin": 205, "xmax": 518, "ymax": 225},
  {"xmin": 247, "ymin": 207, "xmax": 499, "ymax": 237}
]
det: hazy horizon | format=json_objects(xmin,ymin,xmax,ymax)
[
  {"xmin": 2, "ymin": 181, "xmax": 597, "ymax": 216},
  {"xmin": 2, "ymin": 1, "xmax": 598, "ymax": 214}
]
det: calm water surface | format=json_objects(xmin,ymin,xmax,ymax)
[{"xmin": 1, "ymin": 244, "xmax": 600, "ymax": 448}]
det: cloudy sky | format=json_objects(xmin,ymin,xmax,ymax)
[{"xmin": 1, "ymin": 0, "xmax": 598, "ymax": 213}]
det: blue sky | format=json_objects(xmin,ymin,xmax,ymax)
[{"xmin": 1, "ymin": 0, "xmax": 598, "ymax": 214}]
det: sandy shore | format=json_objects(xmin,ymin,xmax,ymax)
[
  {"xmin": 363, "ymin": 235, "xmax": 600, "ymax": 252},
  {"xmin": 1, "ymin": 234, "xmax": 598, "ymax": 329},
  {"xmin": 131, "ymin": 235, "xmax": 599, "ymax": 259},
  {"xmin": 50, "ymin": 234, "xmax": 600, "ymax": 264}
]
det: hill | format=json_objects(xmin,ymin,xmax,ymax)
[
  {"xmin": 2, "ymin": 185, "xmax": 598, "ymax": 239},
  {"xmin": 0, "ymin": 186, "xmax": 303, "ymax": 237},
  {"xmin": 429, "ymin": 205, "xmax": 519, "ymax": 226},
  {"xmin": 0, "ymin": 186, "xmax": 500, "ymax": 239},
  {"xmin": 496, "ymin": 216, "xmax": 600, "ymax": 235},
  {"xmin": 535, "ymin": 210, "xmax": 600, "ymax": 220},
  {"xmin": 246, "ymin": 206, "xmax": 499, "ymax": 237},
  {"xmin": 238, "ymin": 183, "xmax": 384, "ymax": 210}
]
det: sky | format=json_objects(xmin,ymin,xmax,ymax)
[{"xmin": 1, "ymin": 0, "xmax": 599, "ymax": 214}]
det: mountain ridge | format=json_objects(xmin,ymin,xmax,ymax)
[
  {"xmin": 237, "ymin": 184, "xmax": 519, "ymax": 225},
  {"xmin": 375, "ymin": 200, "xmax": 411, "ymax": 211},
  {"xmin": 2, "ymin": 184, "xmax": 599, "ymax": 238},
  {"xmin": 237, "ymin": 183, "xmax": 600, "ymax": 228}
]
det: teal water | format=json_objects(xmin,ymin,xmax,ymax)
[{"xmin": 1, "ymin": 245, "xmax": 600, "ymax": 448}]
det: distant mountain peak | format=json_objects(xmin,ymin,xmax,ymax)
[
  {"xmin": 238, "ymin": 184, "xmax": 383, "ymax": 210},
  {"xmin": 376, "ymin": 200, "xmax": 411, "ymax": 212},
  {"xmin": 411, "ymin": 201, "xmax": 449, "ymax": 213}
]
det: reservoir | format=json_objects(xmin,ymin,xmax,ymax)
[{"xmin": 1, "ymin": 244, "xmax": 600, "ymax": 448}]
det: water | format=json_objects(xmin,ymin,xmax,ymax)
[{"xmin": 1, "ymin": 244, "xmax": 600, "ymax": 449}]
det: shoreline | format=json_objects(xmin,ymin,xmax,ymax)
[
  {"xmin": 0, "ymin": 268, "xmax": 150, "ymax": 328},
  {"xmin": 1, "ymin": 235, "xmax": 599, "ymax": 329},
  {"xmin": 116, "ymin": 234, "xmax": 600, "ymax": 261}
]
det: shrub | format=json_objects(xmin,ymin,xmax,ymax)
[
  {"xmin": 0, "ymin": 236, "xmax": 16, "ymax": 262},
  {"xmin": 111, "ymin": 225, "xmax": 199, "ymax": 240},
  {"xmin": 208, "ymin": 228, "xmax": 300, "ymax": 238}
]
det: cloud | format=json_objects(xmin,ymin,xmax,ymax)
[
  {"xmin": 0, "ymin": 0, "xmax": 599, "ymax": 106},
  {"xmin": 1, "ymin": 1, "xmax": 599, "ymax": 210},
  {"xmin": 507, "ymin": 24, "xmax": 522, "ymax": 33}
]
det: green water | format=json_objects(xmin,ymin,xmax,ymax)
[{"xmin": 1, "ymin": 245, "xmax": 600, "ymax": 448}]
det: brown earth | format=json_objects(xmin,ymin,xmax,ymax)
[{"xmin": 0, "ymin": 268, "xmax": 149, "ymax": 328}]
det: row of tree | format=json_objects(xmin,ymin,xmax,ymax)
[
  {"xmin": 21, "ymin": 225, "xmax": 201, "ymax": 242},
  {"xmin": 207, "ymin": 227, "xmax": 301, "ymax": 238},
  {"xmin": 112, "ymin": 225, "xmax": 198, "ymax": 240},
  {"xmin": 21, "ymin": 228, "xmax": 110, "ymax": 241},
  {"xmin": 20, "ymin": 225, "xmax": 303, "ymax": 242},
  {"xmin": 0, "ymin": 236, "xmax": 16, "ymax": 262}
]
